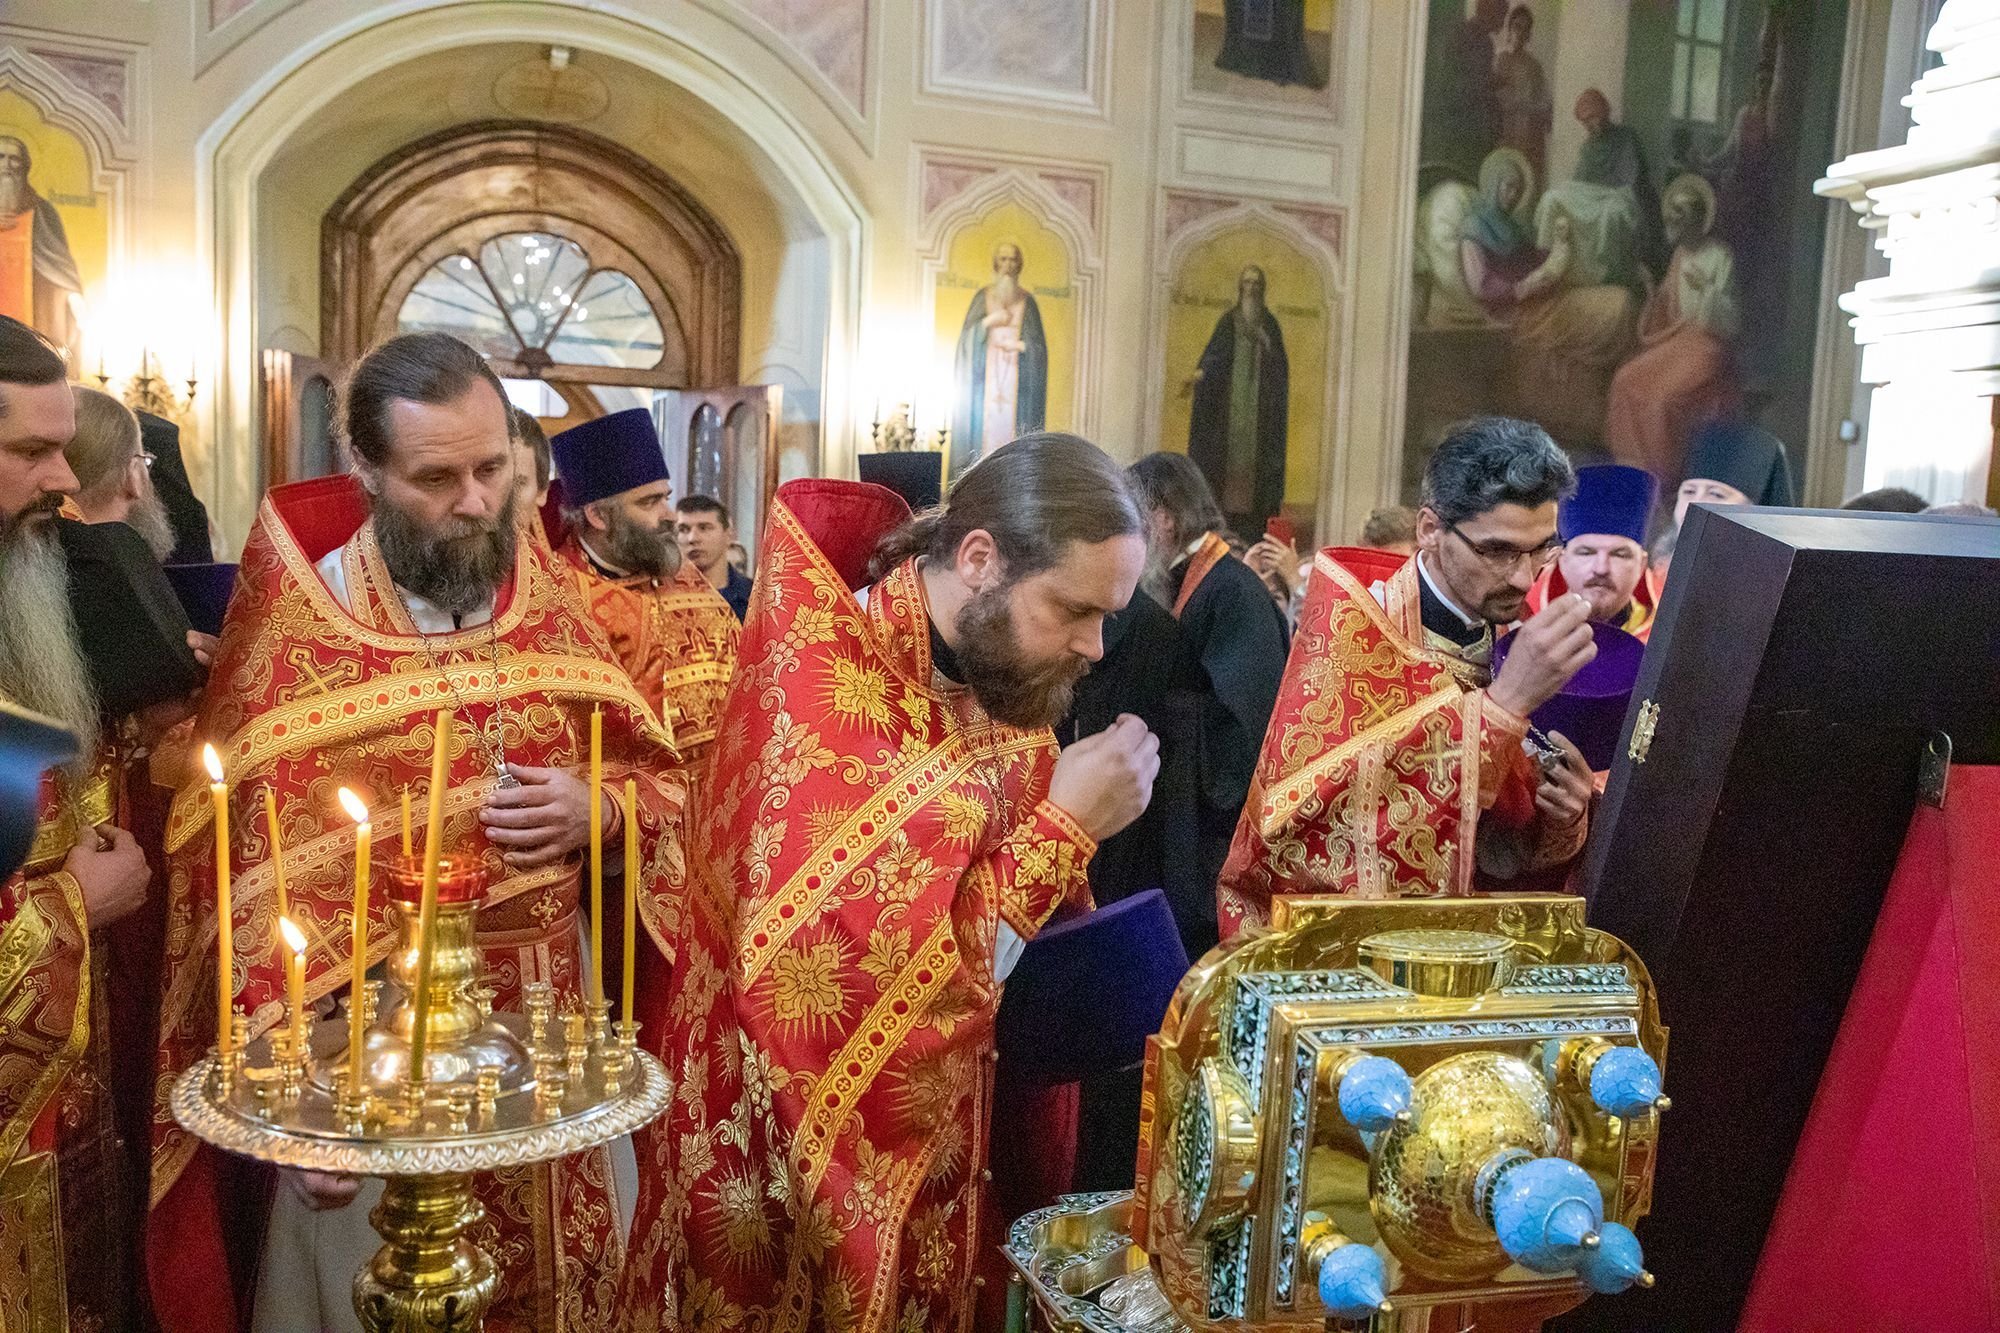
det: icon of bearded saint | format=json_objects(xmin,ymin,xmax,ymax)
[{"xmin": 0, "ymin": 136, "xmax": 86, "ymax": 364}]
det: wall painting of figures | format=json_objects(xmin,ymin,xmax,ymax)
[
  {"xmin": 1159, "ymin": 218, "xmax": 1333, "ymax": 542},
  {"xmin": 1191, "ymin": 0, "xmax": 1339, "ymax": 107},
  {"xmin": 1404, "ymin": 0, "xmax": 1850, "ymax": 510},
  {"xmin": 0, "ymin": 86, "xmax": 107, "ymax": 368},
  {"xmin": 931, "ymin": 197, "xmax": 1080, "ymax": 486}
]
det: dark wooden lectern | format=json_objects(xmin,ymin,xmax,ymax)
[{"xmin": 1554, "ymin": 506, "xmax": 2000, "ymax": 1332}]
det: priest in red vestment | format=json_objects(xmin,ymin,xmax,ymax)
[
  {"xmin": 1219, "ymin": 416, "xmax": 1600, "ymax": 933},
  {"xmin": 0, "ymin": 321, "xmax": 155, "ymax": 1332},
  {"xmin": 146, "ymin": 334, "xmax": 686, "ymax": 1333},
  {"xmin": 1525, "ymin": 463, "xmax": 1662, "ymax": 641},
  {"xmin": 547, "ymin": 408, "xmax": 740, "ymax": 757},
  {"xmin": 617, "ymin": 434, "xmax": 1160, "ymax": 1333}
]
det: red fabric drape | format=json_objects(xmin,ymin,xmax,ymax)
[{"xmin": 1739, "ymin": 766, "xmax": 2000, "ymax": 1330}]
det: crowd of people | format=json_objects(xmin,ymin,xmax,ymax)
[{"xmin": 0, "ymin": 308, "xmax": 1992, "ymax": 1331}]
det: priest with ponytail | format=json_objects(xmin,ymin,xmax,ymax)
[{"xmin": 618, "ymin": 432, "xmax": 1160, "ymax": 1333}]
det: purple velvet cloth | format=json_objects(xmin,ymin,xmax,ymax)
[{"xmin": 1494, "ymin": 621, "xmax": 1646, "ymax": 772}]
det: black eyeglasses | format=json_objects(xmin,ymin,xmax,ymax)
[{"xmin": 1445, "ymin": 522, "xmax": 1562, "ymax": 573}]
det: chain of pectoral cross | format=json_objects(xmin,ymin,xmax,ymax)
[{"xmin": 415, "ymin": 620, "xmax": 516, "ymax": 787}]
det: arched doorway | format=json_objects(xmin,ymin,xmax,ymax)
[
  {"xmin": 323, "ymin": 121, "xmax": 741, "ymax": 434},
  {"xmin": 202, "ymin": 4, "xmax": 863, "ymax": 546}
]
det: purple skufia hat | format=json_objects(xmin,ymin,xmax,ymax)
[
  {"xmin": 1493, "ymin": 621, "xmax": 1647, "ymax": 772},
  {"xmin": 549, "ymin": 408, "xmax": 670, "ymax": 507},
  {"xmin": 163, "ymin": 562, "xmax": 238, "ymax": 637}
]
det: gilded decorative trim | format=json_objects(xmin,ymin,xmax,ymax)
[
  {"xmin": 734, "ymin": 728, "xmax": 1049, "ymax": 985},
  {"xmin": 1454, "ymin": 691, "xmax": 1484, "ymax": 895},
  {"xmin": 0, "ymin": 1149, "xmax": 67, "ymax": 1331},
  {"xmin": 790, "ymin": 923, "xmax": 959, "ymax": 1197},
  {"xmin": 163, "ymin": 654, "xmax": 663, "ymax": 851},
  {"xmin": 1258, "ymin": 690, "xmax": 1458, "ymax": 839},
  {"xmin": 262, "ymin": 495, "xmax": 537, "ymax": 654},
  {"xmin": 0, "ymin": 871, "xmax": 89, "ymax": 1168}
]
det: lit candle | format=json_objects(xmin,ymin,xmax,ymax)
[
  {"xmin": 407, "ymin": 710, "xmax": 453, "ymax": 1087},
  {"xmin": 589, "ymin": 707, "xmax": 603, "ymax": 1007},
  {"xmin": 203, "ymin": 744, "xmax": 233, "ymax": 1062},
  {"xmin": 264, "ymin": 788, "xmax": 289, "ymax": 926},
  {"xmin": 279, "ymin": 915, "xmax": 308, "ymax": 1054},
  {"xmin": 337, "ymin": 787, "xmax": 371, "ymax": 1095},
  {"xmin": 401, "ymin": 784, "xmax": 412, "ymax": 858},
  {"xmin": 622, "ymin": 777, "xmax": 637, "ymax": 1022}
]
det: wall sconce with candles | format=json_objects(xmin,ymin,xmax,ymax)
[
  {"xmin": 870, "ymin": 401, "xmax": 948, "ymax": 455},
  {"xmin": 95, "ymin": 346, "xmax": 197, "ymax": 421}
]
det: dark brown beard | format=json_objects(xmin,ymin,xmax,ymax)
[
  {"xmin": 373, "ymin": 490, "xmax": 519, "ymax": 617},
  {"xmin": 952, "ymin": 584, "xmax": 1089, "ymax": 729},
  {"xmin": 601, "ymin": 504, "xmax": 680, "ymax": 579}
]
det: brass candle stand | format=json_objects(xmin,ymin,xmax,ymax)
[{"xmin": 170, "ymin": 853, "xmax": 670, "ymax": 1333}]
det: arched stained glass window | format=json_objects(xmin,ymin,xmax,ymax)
[{"xmin": 397, "ymin": 231, "xmax": 665, "ymax": 371}]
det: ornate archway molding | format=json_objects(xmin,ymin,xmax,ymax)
[{"xmin": 197, "ymin": 0, "xmax": 866, "ymax": 545}]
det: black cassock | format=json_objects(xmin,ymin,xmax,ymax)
[
  {"xmin": 1159, "ymin": 548, "xmax": 1290, "ymax": 961},
  {"xmin": 1056, "ymin": 557, "xmax": 1289, "ymax": 1190},
  {"xmin": 1060, "ymin": 556, "xmax": 1289, "ymax": 959},
  {"xmin": 1058, "ymin": 590, "xmax": 1179, "ymax": 912},
  {"xmin": 1056, "ymin": 591, "xmax": 1177, "ymax": 1192}
]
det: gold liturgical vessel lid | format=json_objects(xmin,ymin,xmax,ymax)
[{"xmin": 1357, "ymin": 927, "xmax": 1515, "ymax": 998}]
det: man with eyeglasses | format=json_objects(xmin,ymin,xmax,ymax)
[
  {"xmin": 1526, "ymin": 464, "xmax": 1662, "ymax": 641},
  {"xmin": 65, "ymin": 386, "xmax": 177, "ymax": 560},
  {"xmin": 1218, "ymin": 416, "xmax": 1599, "ymax": 933}
]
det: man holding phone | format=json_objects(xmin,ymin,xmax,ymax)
[{"xmin": 1218, "ymin": 416, "xmax": 1598, "ymax": 932}]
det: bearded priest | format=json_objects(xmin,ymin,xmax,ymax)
[
  {"xmin": 146, "ymin": 333, "xmax": 687, "ymax": 1333},
  {"xmin": 1218, "ymin": 416, "xmax": 1600, "ymax": 933},
  {"xmin": 0, "ymin": 316, "xmax": 156, "ymax": 1332},
  {"xmin": 617, "ymin": 434, "xmax": 1160, "ymax": 1333},
  {"xmin": 1524, "ymin": 463, "xmax": 1663, "ymax": 641},
  {"xmin": 547, "ymin": 408, "xmax": 740, "ymax": 759}
]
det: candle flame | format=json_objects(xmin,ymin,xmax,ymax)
[
  {"xmin": 202, "ymin": 743, "xmax": 224, "ymax": 783},
  {"xmin": 279, "ymin": 915, "xmax": 308, "ymax": 955},
  {"xmin": 336, "ymin": 787, "xmax": 370, "ymax": 825}
]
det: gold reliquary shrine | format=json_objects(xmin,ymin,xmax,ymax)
[{"xmin": 1006, "ymin": 894, "xmax": 1669, "ymax": 1332}]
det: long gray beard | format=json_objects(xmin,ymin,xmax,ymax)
[
  {"xmin": 1139, "ymin": 540, "xmax": 1178, "ymax": 609},
  {"xmin": 126, "ymin": 486, "xmax": 177, "ymax": 561},
  {"xmin": 601, "ymin": 505, "xmax": 680, "ymax": 580},
  {"xmin": 0, "ymin": 177, "xmax": 23, "ymax": 216},
  {"xmin": 373, "ymin": 491, "xmax": 519, "ymax": 618},
  {"xmin": 0, "ymin": 519, "xmax": 101, "ymax": 777},
  {"xmin": 990, "ymin": 274, "xmax": 1020, "ymax": 305}
]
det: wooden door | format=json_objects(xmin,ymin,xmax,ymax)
[
  {"xmin": 260, "ymin": 349, "xmax": 340, "ymax": 488},
  {"xmin": 652, "ymin": 385, "xmax": 782, "ymax": 558}
]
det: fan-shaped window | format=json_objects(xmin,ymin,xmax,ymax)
[{"xmin": 398, "ymin": 231, "xmax": 665, "ymax": 372}]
